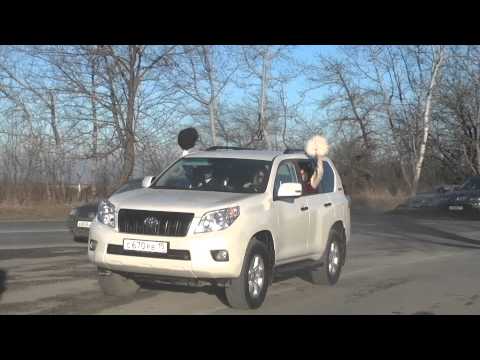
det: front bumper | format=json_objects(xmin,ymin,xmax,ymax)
[
  {"xmin": 447, "ymin": 202, "xmax": 480, "ymax": 216},
  {"xmin": 88, "ymin": 220, "xmax": 248, "ymax": 280},
  {"xmin": 67, "ymin": 215, "xmax": 94, "ymax": 239}
]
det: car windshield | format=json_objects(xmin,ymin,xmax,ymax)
[
  {"xmin": 460, "ymin": 177, "xmax": 480, "ymax": 191},
  {"xmin": 151, "ymin": 157, "xmax": 272, "ymax": 194}
]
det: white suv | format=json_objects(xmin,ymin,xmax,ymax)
[{"xmin": 88, "ymin": 147, "xmax": 350, "ymax": 309}]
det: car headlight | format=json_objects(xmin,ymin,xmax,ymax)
[
  {"xmin": 194, "ymin": 206, "xmax": 240, "ymax": 233},
  {"xmin": 469, "ymin": 197, "xmax": 480, "ymax": 205},
  {"xmin": 97, "ymin": 200, "xmax": 115, "ymax": 228}
]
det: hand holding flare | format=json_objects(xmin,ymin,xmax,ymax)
[{"xmin": 305, "ymin": 135, "xmax": 329, "ymax": 190}]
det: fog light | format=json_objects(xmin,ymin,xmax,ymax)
[
  {"xmin": 89, "ymin": 239, "xmax": 97, "ymax": 251},
  {"xmin": 211, "ymin": 250, "xmax": 229, "ymax": 262}
]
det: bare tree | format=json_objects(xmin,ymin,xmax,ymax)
[
  {"xmin": 92, "ymin": 45, "xmax": 179, "ymax": 185},
  {"xmin": 328, "ymin": 45, "xmax": 446, "ymax": 194},
  {"xmin": 307, "ymin": 52, "xmax": 378, "ymax": 188},
  {"xmin": 166, "ymin": 46, "xmax": 238, "ymax": 146},
  {"xmin": 240, "ymin": 46, "xmax": 295, "ymax": 149}
]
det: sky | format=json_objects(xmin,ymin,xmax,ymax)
[
  {"xmin": 224, "ymin": 45, "xmax": 342, "ymax": 121},
  {"xmin": 287, "ymin": 45, "xmax": 339, "ymax": 115}
]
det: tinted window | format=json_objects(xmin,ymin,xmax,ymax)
[
  {"xmin": 151, "ymin": 158, "xmax": 272, "ymax": 194},
  {"xmin": 319, "ymin": 161, "xmax": 335, "ymax": 194},
  {"xmin": 461, "ymin": 177, "xmax": 480, "ymax": 191}
]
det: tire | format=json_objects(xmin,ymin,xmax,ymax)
[
  {"xmin": 98, "ymin": 270, "xmax": 140, "ymax": 297},
  {"xmin": 73, "ymin": 236, "xmax": 87, "ymax": 243},
  {"xmin": 310, "ymin": 228, "xmax": 345, "ymax": 285},
  {"xmin": 225, "ymin": 239, "xmax": 270, "ymax": 310}
]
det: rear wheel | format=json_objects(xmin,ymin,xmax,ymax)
[
  {"xmin": 225, "ymin": 240, "xmax": 270, "ymax": 310},
  {"xmin": 98, "ymin": 270, "xmax": 140, "ymax": 297},
  {"xmin": 310, "ymin": 229, "xmax": 344, "ymax": 285}
]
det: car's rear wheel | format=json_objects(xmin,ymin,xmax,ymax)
[
  {"xmin": 310, "ymin": 228, "xmax": 344, "ymax": 285},
  {"xmin": 97, "ymin": 269, "xmax": 140, "ymax": 297},
  {"xmin": 225, "ymin": 239, "xmax": 270, "ymax": 310}
]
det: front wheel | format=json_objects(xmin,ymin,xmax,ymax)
[
  {"xmin": 310, "ymin": 229, "xmax": 344, "ymax": 285},
  {"xmin": 225, "ymin": 240, "xmax": 270, "ymax": 310}
]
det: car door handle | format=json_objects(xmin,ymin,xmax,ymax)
[
  {"xmin": 324, "ymin": 202, "xmax": 332, "ymax": 208},
  {"xmin": 301, "ymin": 206, "xmax": 309, "ymax": 211}
]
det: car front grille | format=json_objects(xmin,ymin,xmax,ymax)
[{"xmin": 117, "ymin": 209, "xmax": 194, "ymax": 237}]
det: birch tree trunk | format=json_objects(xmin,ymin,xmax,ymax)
[
  {"xmin": 412, "ymin": 47, "xmax": 445, "ymax": 194},
  {"xmin": 259, "ymin": 49, "xmax": 272, "ymax": 150},
  {"xmin": 90, "ymin": 62, "xmax": 99, "ymax": 198},
  {"xmin": 476, "ymin": 100, "xmax": 480, "ymax": 174},
  {"xmin": 203, "ymin": 46, "xmax": 218, "ymax": 146}
]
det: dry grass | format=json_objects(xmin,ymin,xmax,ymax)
[
  {"xmin": 0, "ymin": 188, "xmax": 408, "ymax": 220},
  {"xmin": 0, "ymin": 202, "xmax": 80, "ymax": 221},
  {"xmin": 350, "ymin": 188, "xmax": 409, "ymax": 212}
]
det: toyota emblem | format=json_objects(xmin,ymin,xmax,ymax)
[{"xmin": 144, "ymin": 216, "xmax": 160, "ymax": 227}]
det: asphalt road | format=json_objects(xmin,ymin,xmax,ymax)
[
  {"xmin": 0, "ymin": 221, "xmax": 72, "ymax": 249},
  {"xmin": 1, "ymin": 211, "xmax": 480, "ymax": 314}
]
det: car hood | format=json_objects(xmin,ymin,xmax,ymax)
[
  {"xmin": 109, "ymin": 188, "xmax": 262, "ymax": 216},
  {"xmin": 74, "ymin": 202, "xmax": 99, "ymax": 217}
]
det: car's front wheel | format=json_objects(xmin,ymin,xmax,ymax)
[
  {"xmin": 225, "ymin": 239, "xmax": 270, "ymax": 310},
  {"xmin": 97, "ymin": 269, "xmax": 140, "ymax": 297}
]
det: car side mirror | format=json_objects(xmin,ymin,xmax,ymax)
[
  {"xmin": 142, "ymin": 176, "xmax": 155, "ymax": 188},
  {"xmin": 277, "ymin": 182, "xmax": 302, "ymax": 198}
]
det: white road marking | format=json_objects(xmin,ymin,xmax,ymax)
[
  {"xmin": 0, "ymin": 244, "xmax": 85, "ymax": 250},
  {"xmin": 0, "ymin": 279, "xmax": 98, "ymax": 305},
  {"xmin": 0, "ymin": 229, "xmax": 69, "ymax": 234},
  {"xmin": 0, "ymin": 219, "xmax": 65, "ymax": 223}
]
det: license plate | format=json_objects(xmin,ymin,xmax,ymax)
[
  {"xmin": 449, "ymin": 206, "xmax": 464, "ymax": 211},
  {"xmin": 77, "ymin": 221, "xmax": 92, "ymax": 228},
  {"xmin": 123, "ymin": 239, "xmax": 168, "ymax": 253}
]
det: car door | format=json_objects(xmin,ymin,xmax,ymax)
[
  {"xmin": 272, "ymin": 160, "xmax": 310, "ymax": 262},
  {"xmin": 297, "ymin": 158, "xmax": 337, "ymax": 257}
]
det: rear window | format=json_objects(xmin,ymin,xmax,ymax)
[{"xmin": 320, "ymin": 161, "xmax": 335, "ymax": 193}]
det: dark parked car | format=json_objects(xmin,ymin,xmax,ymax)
[
  {"xmin": 395, "ymin": 184, "xmax": 457, "ymax": 213},
  {"xmin": 447, "ymin": 176, "xmax": 480, "ymax": 218},
  {"xmin": 67, "ymin": 178, "xmax": 143, "ymax": 242}
]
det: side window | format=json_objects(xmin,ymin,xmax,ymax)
[
  {"xmin": 319, "ymin": 161, "xmax": 335, "ymax": 194},
  {"xmin": 274, "ymin": 162, "xmax": 298, "ymax": 194}
]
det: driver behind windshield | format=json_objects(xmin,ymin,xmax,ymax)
[{"xmin": 242, "ymin": 166, "xmax": 268, "ymax": 192}]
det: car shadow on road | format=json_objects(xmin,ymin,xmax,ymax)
[
  {"xmin": 138, "ymin": 280, "xmax": 231, "ymax": 306},
  {"xmin": 137, "ymin": 273, "xmax": 315, "ymax": 307},
  {"xmin": 0, "ymin": 269, "xmax": 7, "ymax": 302},
  {"xmin": 375, "ymin": 214, "xmax": 480, "ymax": 249},
  {"xmin": 387, "ymin": 208, "xmax": 480, "ymax": 221}
]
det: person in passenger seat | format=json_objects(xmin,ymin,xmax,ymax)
[{"xmin": 300, "ymin": 167, "xmax": 316, "ymax": 194}]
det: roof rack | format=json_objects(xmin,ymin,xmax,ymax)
[
  {"xmin": 283, "ymin": 148, "xmax": 306, "ymax": 154},
  {"xmin": 206, "ymin": 146, "xmax": 255, "ymax": 151}
]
